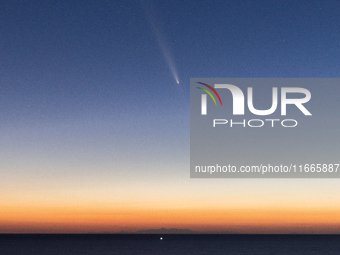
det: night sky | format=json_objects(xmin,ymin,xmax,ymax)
[{"xmin": 0, "ymin": 0, "xmax": 340, "ymax": 233}]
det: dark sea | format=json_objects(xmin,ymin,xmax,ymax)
[{"xmin": 0, "ymin": 234, "xmax": 339, "ymax": 255}]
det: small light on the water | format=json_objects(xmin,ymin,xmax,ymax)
[{"xmin": 160, "ymin": 237, "xmax": 163, "ymax": 240}]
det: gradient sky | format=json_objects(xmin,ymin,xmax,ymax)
[{"xmin": 0, "ymin": 0, "xmax": 340, "ymax": 233}]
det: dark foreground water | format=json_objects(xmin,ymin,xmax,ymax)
[{"xmin": 0, "ymin": 234, "xmax": 339, "ymax": 255}]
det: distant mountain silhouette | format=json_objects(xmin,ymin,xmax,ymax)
[
  {"xmin": 116, "ymin": 228, "xmax": 238, "ymax": 234},
  {"xmin": 135, "ymin": 228, "xmax": 196, "ymax": 234}
]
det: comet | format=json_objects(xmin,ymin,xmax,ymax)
[
  {"xmin": 140, "ymin": 1, "xmax": 180, "ymax": 85},
  {"xmin": 157, "ymin": 37, "xmax": 179, "ymax": 85}
]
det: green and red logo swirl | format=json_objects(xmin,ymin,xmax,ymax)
[{"xmin": 196, "ymin": 82, "xmax": 222, "ymax": 106}]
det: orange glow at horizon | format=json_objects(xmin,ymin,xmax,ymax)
[{"xmin": 1, "ymin": 205, "xmax": 340, "ymax": 234}]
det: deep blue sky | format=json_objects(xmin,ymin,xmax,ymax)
[
  {"xmin": 2, "ymin": 0, "xmax": 340, "ymax": 123},
  {"xmin": 1, "ymin": 0, "xmax": 340, "ymax": 233},
  {"xmin": 1, "ymin": 0, "xmax": 339, "ymax": 146}
]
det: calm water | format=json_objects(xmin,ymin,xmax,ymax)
[{"xmin": 0, "ymin": 234, "xmax": 339, "ymax": 255}]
